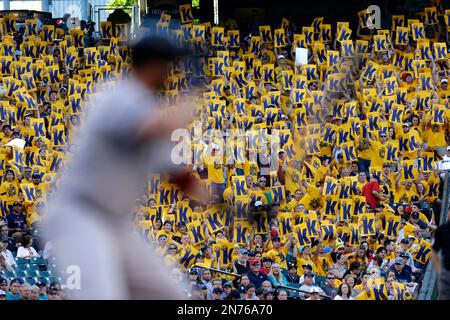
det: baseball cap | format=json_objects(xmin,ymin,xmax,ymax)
[
  {"xmin": 262, "ymin": 256, "xmax": 273, "ymax": 263},
  {"xmin": 36, "ymin": 281, "xmax": 47, "ymax": 287},
  {"xmin": 239, "ymin": 286, "xmax": 248, "ymax": 293},
  {"xmin": 0, "ymin": 236, "xmax": 9, "ymax": 242},
  {"xmin": 0, "ymin": 277, "xmax": 7, "ymax": 285},
  {"xmin": 223, "ymin": 281, "xmax": 233, "ymax": 288},
  {"xmin": 0, "ymin": 290, "xmax": 6, "ymax": 297},
  {"xmin": 32, "ymin": 172, "xmax": 41, "ymax": 178},
  {"xmin": 239, "ymin": 249, "xmax": 248, "ymax": 255},
  {"xmin": 272, "ymin": 236, "xmax": 281, "ymax": 242},
  {"xmin": 323, "ymin": 245, "xmax": 332, "ymax": 254},
  {"xmin": 247, "ymin": 249, "xmax": 256, "ymax": 257},
  {"xmin": 411, "ymin": 212, "xmax": 419, "ymax": 219},
  {"xmin": 213, "ymin": 288, "xmax": 223, "ymax": 294},
  {"xmin": 400, "ymin": 238, "xmax": 409, "ymax": 244},
  {"xmin": 131, "ymin": 35, "xmax": 191, "ymax": 67},
  {"xmin": 230, "ymin": 290, "xmax": 241, "ymax": 299},
  {"xmin": 249, "ymin": 258, "xmax": 261, "ymax": 266},
  {"xmin": 310, "ymin": 287, "xmax": 321, "ymax": 293},
  {"xmin": 441, "ymin": 78, "xmax": 448, "ymax": 83},
  {"xmin": 446, "ymin": 146, "xmax": 450, "ymax": 151},
  {"xmin": 254, "ymin": 201, "xmax": 263, "ymax": 207},
  {"xmin": 11, "ymin": 278, "xmax": 23, "ymax": 285},
  {"xmin": 302, "ymin": 264, "xmax": 313, "ymax": 270},
  {"xmin": 277, "ymin": 55, "xmax": 285, "ymax": 60},
  {"xmin": 298, "ymin": 245, "xmax": 309, "ymax": 253},
  {"xmin": 263, "ymin": 289, "xmax": 274, "ymax": 296},
  {"xmin": 189, "ymin": 268, "xmax": 198, "ymax": 275},
  {"xmin": 305, "ymin": 271, "xmax": 314, "ymax": 277},
  {"xmin": 395, "ymin": 257, "xmax": 404, "ymax": 265}
]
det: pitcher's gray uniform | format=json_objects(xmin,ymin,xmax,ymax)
[{"xmin": 44, "ymin": 77, "xmax": 184, "ymax": 299}]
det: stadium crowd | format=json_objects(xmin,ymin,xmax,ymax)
[{"xmin": 1, "ymin": 1, "xmax": 450, "ymax": 300}]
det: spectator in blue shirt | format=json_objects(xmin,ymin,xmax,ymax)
[
  {"xmin": 390, "ymin": 257, "xmax": 412, "ymax": 283},
  {"xmin": 6, "ymin": 279, "xmax": 21, "ymax": 300},
  {"xmin": 36, "ymin": 282, "xmax": 49, "ymax": 300},
  {"xmin": 245, "ymin": 258, "xmax": 269, "ymax": 289},
  {"xmin": 6, "ymin": 202, "xmax": 27, "ymax": 233}
]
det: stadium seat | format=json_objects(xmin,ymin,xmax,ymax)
[
  {"xmin": 47, "ymin": 264, "xmax": 60, "ymax": 276},
  {"xmin": 27, "ymin": 270, "xmax": 39, "ymax": 277},
  {"xmin": 3, "ymin": 271, "xmax": 16, "ymax": 280},
  {"xmin": 47, "ymin": 276, "xmax": 62, "ymax": 284},
  {"xmin": 15, "ymin": 258, "xmax": 29, "ymax": 265},
  {"xmin": 14, "ymin": 271, "xmax": 27, "ymax": 278},
  {"xmin": 39, "ymin": 270, "xmax": 50, "ymax": 277},
  {"xmin": 30, "ymin": 258, "xmax": 46, "ymax": 266},
  {"xmin": 315, "ymin": 276, "xmax": 326, "ymax": 285},
  {"xmin": 37, "ymin": 277, "xmax": 48, "ymax": 285},
  {"xmin": 16, "ymin": 264, "xmax": 30, "ymax": 272},
  {"xmin": 27, "ymin": 264, "xmax": 39, "ymax": 272},
  {"xmin": 26, "ymin": 277, "xmax": 38, "ymax": 285}
]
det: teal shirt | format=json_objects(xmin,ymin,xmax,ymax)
[{"xmin": 6, "ymin": 292, "xmax": 19, "ymax": 300}]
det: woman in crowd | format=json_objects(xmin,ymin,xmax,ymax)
[
  {"xmin": 16, "ymin": 235, "xmax": 40, "ymax": 259},
  {"xmin": 267, "ymin": 263, "xmax": 288, "ymax": 287},
  {"xmin": 334, "ymin": 282, "xmax": 353, "ymax": 300}
]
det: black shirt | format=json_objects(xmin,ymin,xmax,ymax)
[
  {"xmin": 432, "ymin": 222, "xmax": 450, "ymax": 270},
  {"xmin": 285, "ymin": 273, "xmax": 300, "ymax": 284},
  {"xmin": 234, "ymin": 261, "xmax": 250, "ymax": 275}
]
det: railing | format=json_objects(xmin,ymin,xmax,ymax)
[
  {"xmin": 418, "ymin": 170, "xmax": 449, "ymax": 300},
  {"xmin": 191, "ymin": 265, "xmax": 333, "ymax": 300}
]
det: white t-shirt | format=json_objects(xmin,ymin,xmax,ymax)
[
  {"xmin": 438, "ymin": 155, "xmax": 450, "ymax": 171},
  {"xmin": 16, "ymin": 246, "xmax": 40, "ymax": 259},
  {"xmin": 1, "ymin": 249, "xmax": 16, "ymax": 270},
  {"xmin": 334, "ymin": 295, "xmax": 353, "ymax": 300}
]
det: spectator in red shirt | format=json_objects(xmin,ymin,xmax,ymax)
[{"xmin": 362, "ymin": 174, "xmax": 387, "ymax": 210}]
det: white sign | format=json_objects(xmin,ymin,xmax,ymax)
[
  {"xmin": 439, "ymin": 159, "xmax": 450, "ymax": 171},
  {"xmin": 295, "ymin": 47, "xmax": 308, "ymax": 66},
  {"xmin": 5, "ymin": 138, "xmax": 26, "ymax": 150}
]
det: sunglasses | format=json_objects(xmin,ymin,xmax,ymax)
[
  {"xmin": 327, "ymin": 277, "xmax": 335, "ymax": 280},
  {"xmin": 380, "ymin": 135, "xmax": 387, "ymax": 138}
]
